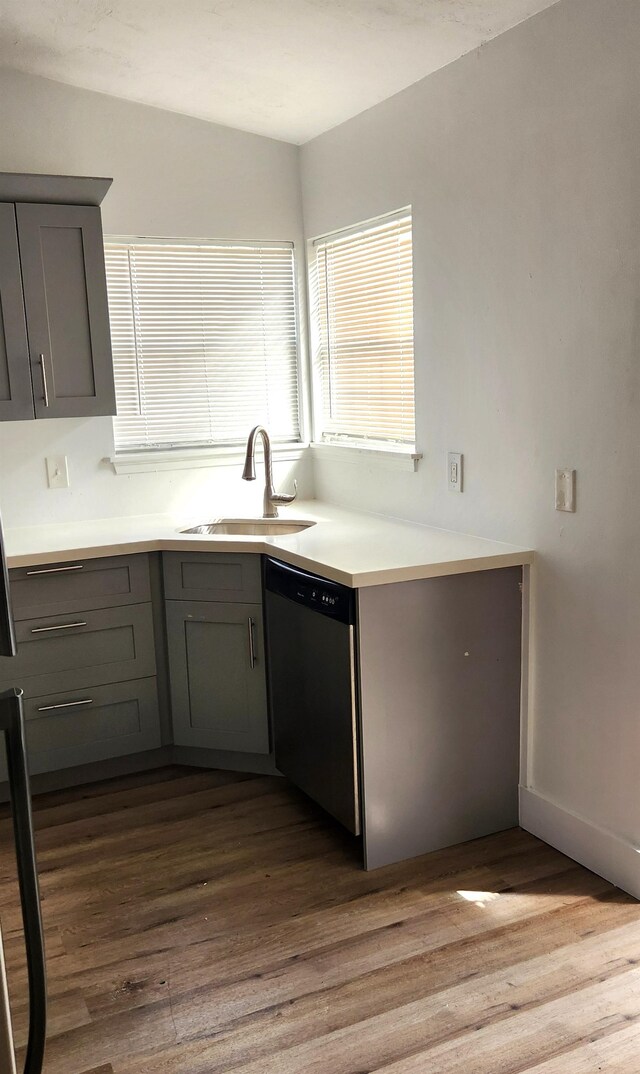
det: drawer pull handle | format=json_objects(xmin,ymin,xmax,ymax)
[
  {"xmin": 248, "ymin": 617, "xmax": 256, "ymax": 670},
  {"xmin": 39, "ymin": 354, "xmax": 50, "ymax": 408},
  {"xmin": 26, "ymin": 564, "xmax": 84, "ymax": 576},
  {"xmin": 37, "ymin": 698, "xmax": 93, "ymax": 713},
  {"xmin": 30, "ymin": 621, "xmax": 87, "ymax": 634}
]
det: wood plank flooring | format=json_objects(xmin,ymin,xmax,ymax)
[{"xmin": 0, "ymin": 766, "xmax": 638, "ymax": 1073}]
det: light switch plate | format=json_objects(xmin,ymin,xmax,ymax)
[
  {"xmin": 46, "ymin": 455, "xmax": 70, "ymax": 489},
  {"xmin": 448, "ymin": 452, "xmax": 463, "ymax": 492},
  {"xmin": 555, "ymin": 468, "xmax": 575, "ymax": 512}
]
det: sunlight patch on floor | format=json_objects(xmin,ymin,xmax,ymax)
[{"xmin": 456, "ymin": 889, "xmax": 502, "ymax": 908}]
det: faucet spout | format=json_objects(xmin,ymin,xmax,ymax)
[
  {"xmin": 241, "ymin": 453, "xmax": 256, "ymax": 482},
  {"xmin": 242, "ymin": 425, "xmax": 297, "ymax": 518}
]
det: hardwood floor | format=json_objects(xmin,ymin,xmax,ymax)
[{"xmin": 0, "ymin": 766, "xmax": 639, "ymax": 1073}]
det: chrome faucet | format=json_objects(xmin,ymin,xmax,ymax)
[{"xmin": 242, "ymin": 425, "xmax": 297, "ymax": 518}]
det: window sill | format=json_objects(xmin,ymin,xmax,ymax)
[
  {"xmin": 107, "ymin": 443, "xmax": 308, "ymax": 475},
  {"xmin": 310, "ymin": 442, "xmax": 422, "ymax": 473}
]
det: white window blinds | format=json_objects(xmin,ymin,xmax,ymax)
[
  {"xmin": 104, "ymin": 239, "xmax": 300, "ymax": 452},
  {"xmin": 312, "ymin": 212, "xmax": 415, "ymax": 446}
]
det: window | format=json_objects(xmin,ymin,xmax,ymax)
[
  {"xmin": 104, "ymin": 239, "xmax": 300, "ymax": 453},
  {"xmin": 311, "ymin": 210, "xmax": 415, "ymax": 449}
]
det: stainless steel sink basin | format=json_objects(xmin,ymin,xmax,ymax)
[{"xmin": 180, "ymin": 518, "xmax": 316, "ymax": 536}]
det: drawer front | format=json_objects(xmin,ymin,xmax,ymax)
[
  {"xmin": 9, "ymin": 554, "xmax": 151, "ymax": 620},
  {"xmin": 163, "ymin": 552, "xmax": 262, "ymax": 603},
  {"xmin": 0, "ymin": 677, "xmax": 161, "ymax": 780},
  {"xmin": 0, "ymin": 604, "xmax": 156, "ymax": 698}
]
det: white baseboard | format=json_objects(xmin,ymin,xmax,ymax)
[{"xmin": 520, "ymin": 786, "xmax": 640, "ymax": 901}]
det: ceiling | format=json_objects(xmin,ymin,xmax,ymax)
[{"xmin": 0, "ymin": 0, "xmax": 561, "ymax": 144}]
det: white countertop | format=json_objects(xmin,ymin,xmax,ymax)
[{"xmin": 4, "ymin": 501, "xmax": 534, "ymax": 587}]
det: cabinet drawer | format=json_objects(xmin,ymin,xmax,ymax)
[
  {"xmin": 0, "ymin": 603, "xmax": 156, "ymax": 698},
  {"xmin": 0, "ymin": 677, "xmax": 161, "ymax": 780},
  {"xmin": 9, "ymin": 554, "xmax": 151, "ymax": 620},
  {"xmin": 163, "ymin": 552, "xmax": 262, "ymax": 603}
]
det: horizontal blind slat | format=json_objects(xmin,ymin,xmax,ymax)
[
  {"xmin": 105, "ymin": 239, "xmax": 300, "ymax": 451},
  {"xmin": 313, "ymin": 213, "xmax": 415, "ymax": 446}
]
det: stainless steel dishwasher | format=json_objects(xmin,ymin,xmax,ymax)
[{"xmin": 264, "ymin": 557, "xmax": 360, "ymax": 835}]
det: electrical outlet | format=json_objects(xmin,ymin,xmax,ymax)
[
  {"xmin": 46, "ymin": 456, "xmax": 70, "ymax": 489},
  {"xmin": 448, "ymin": 452, "xmax": 463, "ymax": 492},
  {"xmin": 555, "ymin": 468, "xmax": 575, "ymax": 512}
]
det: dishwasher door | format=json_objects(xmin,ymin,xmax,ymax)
[{"xmin": 264, "ymin": 559, "xmax": 360, "ymax": 836}]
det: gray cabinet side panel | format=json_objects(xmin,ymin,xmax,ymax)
[
  {"xmin": 0, "ymin": 203, "xmax": 34, "ymax": 420},
  {"xmin": 357, "ymin": 568, "xmax": 523, "ymax": 870},
  {"xmin": 16, "ymin": 202, "xmax": 115, "ymax": 418}
]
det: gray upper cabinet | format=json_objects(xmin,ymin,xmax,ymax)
[
  {"xmin": 0, "ymin": 204, "xmax": 34, "ymax": 420},
  {"xmin": 16, "ymin": 202, "xmax": 116, "ymax": 418}
]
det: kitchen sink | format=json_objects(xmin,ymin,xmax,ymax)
[{"xmin": 180, "ymin": 518, "xmax": 316, "ymax": 536}]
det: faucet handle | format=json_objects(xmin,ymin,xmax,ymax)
[{"xmin": 272, "ymin": 479, "xmax": 297, "ymax": 505}]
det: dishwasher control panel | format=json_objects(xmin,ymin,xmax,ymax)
[{"xmin": 264, "ymin": 558, "xmax": 354, "ymax": 625}]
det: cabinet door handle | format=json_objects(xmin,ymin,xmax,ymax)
[
  {"xmin": 26, "ymin": 564, "xmax": 84, "ymax": 576},
  {"xmin": 30, "ymin": 621, "xmax": 87, "ymax": 634},
  {"xmin": 248, "ymin": 617, "xmax": 256, "ymax": 669},
  {"xmin": 39, "ymin": 354, "xmax": 49, "ymax": 408},
  {"xmin": 37, "ymin": 698, "xmax": 93, "ymax": 712}
]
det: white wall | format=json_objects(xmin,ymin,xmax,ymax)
[
  {"xmin": 301, "ymin": 0, "xmax": 640, "ymax": 891},
  {"xmin": 0, "ymin": 67, "xmax": 311, "ymax": 526}
]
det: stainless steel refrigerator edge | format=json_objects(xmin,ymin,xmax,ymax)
[{"xmin": 0, "ymin": 511, "xmax": 48, "ymax": 1074}]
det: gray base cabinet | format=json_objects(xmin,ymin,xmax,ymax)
[
  {"xmin": 0, "ymin": 553, "xmax": 161, "ymax": 782},
  {"xmin": 0, "ymin": 547, "xmax": 526, "ymax": 876},
  {"xmin": 166, "ymin": 599, "xmax": 269, "ymax": 754},
  {"xmin": 163, "ymin": 552, "xmax": 270, "ymax": 756}
]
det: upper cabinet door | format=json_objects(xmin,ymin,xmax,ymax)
[
  {"xmin": 16, "ymin": 203, "xmax": 116, "ymax": 419},
  {"xmin": 0, "ymin": 204, "xmax": 35, "ymax": 420}
]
